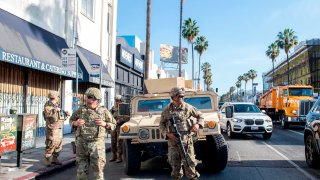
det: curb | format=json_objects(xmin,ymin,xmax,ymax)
[{"xmin": 14, "ymin": 146, "xmax": 111, "ymax": 180}]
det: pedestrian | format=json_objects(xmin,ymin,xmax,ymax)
[
  {"xmin": 159, "ymin": 87, "xmax": 204, "ymax": 180},
  {"xmin": 43, "ymin": 91, "xmax": 70, "ymax": 166},
  {"xmin": 110, "ymin": 95, "xmax": 127, "ymax": 163},
  {"xmin": 69, "ymin": 87, "xmax": 116, "ymax": 180}
]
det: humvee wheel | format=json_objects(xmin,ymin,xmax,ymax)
[
  {"xmin": 201, "ymin": 134, "xmax": 228, "ymax": 173},
  {"xmin": 123, "ymin": 139, "xmax": 141, "ymax": 175}
]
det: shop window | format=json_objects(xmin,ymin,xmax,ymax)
[
  {"xmin": 124, "ymin": 70, "xmax": 128, "ymax": 83},
  {"xmin": 81, "ymin": 0, "xmax": 95, "ymax": 21}
]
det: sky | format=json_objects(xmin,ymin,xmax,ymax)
[{"xmin": 116, "ymin": 0, "xmax": 320, "ymax": 95}]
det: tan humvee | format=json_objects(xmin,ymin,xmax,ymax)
[{"xmin": 119, "ymin": 77, "xmax": 228, "ymax": 175}]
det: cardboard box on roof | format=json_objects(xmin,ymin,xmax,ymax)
[{"xmin": 144, "ymin": 77, "xmax": 193, "ymax": 94}]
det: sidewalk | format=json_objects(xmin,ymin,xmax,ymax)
[{"xmin": 0, "ymin": 133, "xmax": 111, "ymax": 180}]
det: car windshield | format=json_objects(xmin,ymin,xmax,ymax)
[
  {"xmin": 233, "ymin": 104, "xmax": 260, "ymax": 113},
  {"xmin": 137, "ymin": 99, "xmax": 171, "ymax": 112},
  {"xmin": 184, "ymin": 97, "xmax": 212, "ymax": 110},
  {"xmin": 289, "ymin": 88, "xmax": 313, "ymax": 96}
]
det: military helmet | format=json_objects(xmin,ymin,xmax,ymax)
[
  {"xmin": 48, "ymin": 91, "xmax": 60, "ymax": 99},
  {"xmin": 115, "ymin": 95, "xmax": 123, "ymax": 101},
  {"xmin": 170, "ymin": 87, "xmax": 185, "ymax": 97},
  {"xmin": 85, "ymin": 87, "xmax": 102, "ymax": 100}
]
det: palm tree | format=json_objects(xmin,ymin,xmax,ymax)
[
  {"xmin": 237, "ymin": 75, "xmax": 244, "ymax": 96},
  {"xmin": 182, "ymin": 18, "xmax": 200, "ymax": 84},
  {"xmin": 145, "ymin": 0, "xmax": 151, "ymax": 80},
  {"xmin": 266, "ymin": 42, "xmax": 280, "ymax": 86},
  {"xmin": 236, "ymin": 80, "xmax": 241, "ymax": 96},
  {"xmin": 247, "ymin": 69, "xmax": 257, "ymax": 97},
  {"xmin": 201, "ymin": 62, "xmax": 212, "ymax": 91},
  {"xmin": 277, "ymin": 28, "xmax": 298, "ymax": 85},
  {"xmin": 194, "ymin": 36, "xmax": 209, "ymax": 90},
  {"xmin": 178, "ymin": 0, "xmax": 184, "ymax": 77},
  {"xmin": 243, "ymin": 73, "xmax": 250, "ymax": 100},
  {"xmin": 229, "ymin": 86, "xmax": 236, "ymax": 101}
]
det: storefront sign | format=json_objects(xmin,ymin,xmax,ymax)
[
  {"xmin": 90, "ymin": 77, "xmax": 114, "ymax": 88},
  {"xmin": 90, "ymin": 63, "xmax": 101, "ymax": 76},
  {"xmin": 134, "ymin": 56, "xmax": 144, "ymax": 73},
  {"xmin": 0, "ymin": 49, "xmax": 82, "ymax": 79},
  {"xmin": 18, "ymin": 114, "xmax": 36, "ymax": 151},
  {"xmin": 0, "ymin": 115, "xmax": 17, "ymax": 155},
  {"xmin": 119, "ymin": 47, "xmax": 133, "ymax": 68}
]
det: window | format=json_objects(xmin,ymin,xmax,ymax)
[
  {"xmin": 233, "ymin": 104, "xmax": 260, "ymax": 113},
  {"xmin": 81, "ymin": 0, "xmax": 95, "ymax": 20},
  {"xmin": 289, "ymin": 88, "xmax": 313, "ymax": 96},
  {"xmin": 138, "ymin": 99, "xmax": 171, "ymax": 112},
  {"xmin": 184, "ymin": 97, "xmax": 212, "ymax": 110}
]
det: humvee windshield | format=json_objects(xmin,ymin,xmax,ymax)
[
  {"xmin": 138, "ymin": 99, "xmax": 171, "ymax": 112},
  {"xmin": 184, "ymin": 97, "xmax": 212, "ymax": 110}
]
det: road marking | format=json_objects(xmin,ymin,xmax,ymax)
[
  {"xmin": 263, "ymin": 142, "xmax": 315, "ymax": 180},
  {"xmin": 236, "ymin": 151, "xmax": 241, "ymax": 162},
  {"xmin": 288, "ymin": 129, "xmax": 304, "ymax": 136}
]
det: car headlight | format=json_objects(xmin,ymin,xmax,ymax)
[
  {"xmin": 265, "ymin": 118, "xmax": 272, "ymax": 123},
  {"xmin": 121, "ymin": 125, "xmax": 130, "ymax": 133},
  {"xmin": 232, "ymin": 118, "xmax": 243, "ymax": 123},
  {"xmin": 291, "ymin": 110, "xmax": 297, "ymax": 114},
  {"xmin": 138, "ymin": 128, "xmax": 149, "ymax": 140},
  {"xmin": 207, "ymin": 121, "xmax": 216, "ymax": 129}
]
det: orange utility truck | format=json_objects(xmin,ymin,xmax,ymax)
[{"xmin": 260, "ymin": 85, "xmax": 316, "ymax": 129}]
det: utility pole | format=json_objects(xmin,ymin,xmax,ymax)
[
  {"xmin": 178, "ymin": 0, "xmax": 184, "ymax": 77},
  {"xmin": 145, "ymin": 0, "xmax": 151, "ymax": 80}
]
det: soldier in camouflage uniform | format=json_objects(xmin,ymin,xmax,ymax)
[
  {"xmin": 110, "ymin": 95, "xmax": 126, "ymax": 163},
  {"xmin": 160, "ymin": 87, "xmax": 204, "ymax": 180},
  {"xmin": 43, "ymin": 91, "xmax": 70, "ymax": 166},
  {"xmin": 69, "ymin": 87, "xmax": 116, "ymax": 180}
]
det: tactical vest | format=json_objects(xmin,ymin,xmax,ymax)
[{"xmin": 76, "ymin": 105, "xmax": 107, "ymax": 141}]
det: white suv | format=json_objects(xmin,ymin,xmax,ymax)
[{"xmin": 219, "ymin": 102, "xmax": 273, "ymax": 139}]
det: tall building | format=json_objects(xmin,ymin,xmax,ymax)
[
  {"xmin": 262, "ymin": 39, "xmax": 320, "ymax": 93},
  {"xmin": 0, "ymin": 0, "xmax": 118, "ymax": 135}
]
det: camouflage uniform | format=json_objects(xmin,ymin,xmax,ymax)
[
  {"xmin": 110, "ymin": 102, "xmax": 125, "ymax": 162},
  {"xmin": 43, "ymin": 91, "xmax": 66, "ymax": 165},
  {"xmin": 160, "ymin": 87, "xmax": 204, "ymax": 180},
  {"xmin": 69, "ymin": 88, "xmax": 115, "ymax": 180}
]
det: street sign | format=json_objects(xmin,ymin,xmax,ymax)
[
  {"xmin": 90, "ymin": 63, "xmax": 101, "ymax": 77},
  {"xmin": 61, "ymin": 48, "xmax": 76, "ymax": 72}
]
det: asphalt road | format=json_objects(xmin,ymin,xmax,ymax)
[{"xmin": 38, "ymin": 124, "xmax": 320, "ymax": 180}]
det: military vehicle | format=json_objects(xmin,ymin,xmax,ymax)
[{"xmin": 119, "ymin": 77, "xmax": 228, "ymax": 175}]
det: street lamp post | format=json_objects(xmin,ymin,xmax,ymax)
[{"xmin": 156, "ymin": 67, "xmax": 161, "ymax": 79}]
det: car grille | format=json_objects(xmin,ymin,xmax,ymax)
[
  {"xmin": 244, "ymin": 119, "xmax": 254, "ymax": 125},
  {"xmin": 299, "ymin": 100, "xmax": 316, "ymax": 116},
  {"xmin": 244, "ymin": 119, "xmax": 264, "ymax": 125},
  {"xmin": 151, "ymin": 129, "xmax": 165, "ymax": 140},
  {"xmin": 255, "ymin": 119, "xmax": 264, "ymax": 125}
]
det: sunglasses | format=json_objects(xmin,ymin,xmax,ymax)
[
  {"xmin": 178, "ymin": 95, "xmax": 184, "ymax": 98},
  {"xmin": 87, "ymin": 95, "xmax": 95, "ymax": 99}
]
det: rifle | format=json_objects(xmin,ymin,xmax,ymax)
[{"xmin": 169, "ymin": 116, "xmax": 193, "ymax": 167}]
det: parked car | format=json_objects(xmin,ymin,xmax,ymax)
[
  {"xmin": 304, "ymin": 98, "xmax": 320, "ymax": 168},
  {"xmin": 219, "ymin": 102, "xmax": 273, "ymax": 139}
]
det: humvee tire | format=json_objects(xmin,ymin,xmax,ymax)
[
  {"xmin": 201, "ymin": 134, "xmax": 228, "ymax": 173},
  {"xmin": 123, "ymin": 139, "xmax": 141, "ymax": 175}
]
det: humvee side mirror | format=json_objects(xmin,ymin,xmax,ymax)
[
  {"xmin": 118, "ymin": 103, "xmax": 130, "ymax": 116},
  {"xmin": 226, "ymin": 106, "xmax": 233, "ymax": 118}
]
